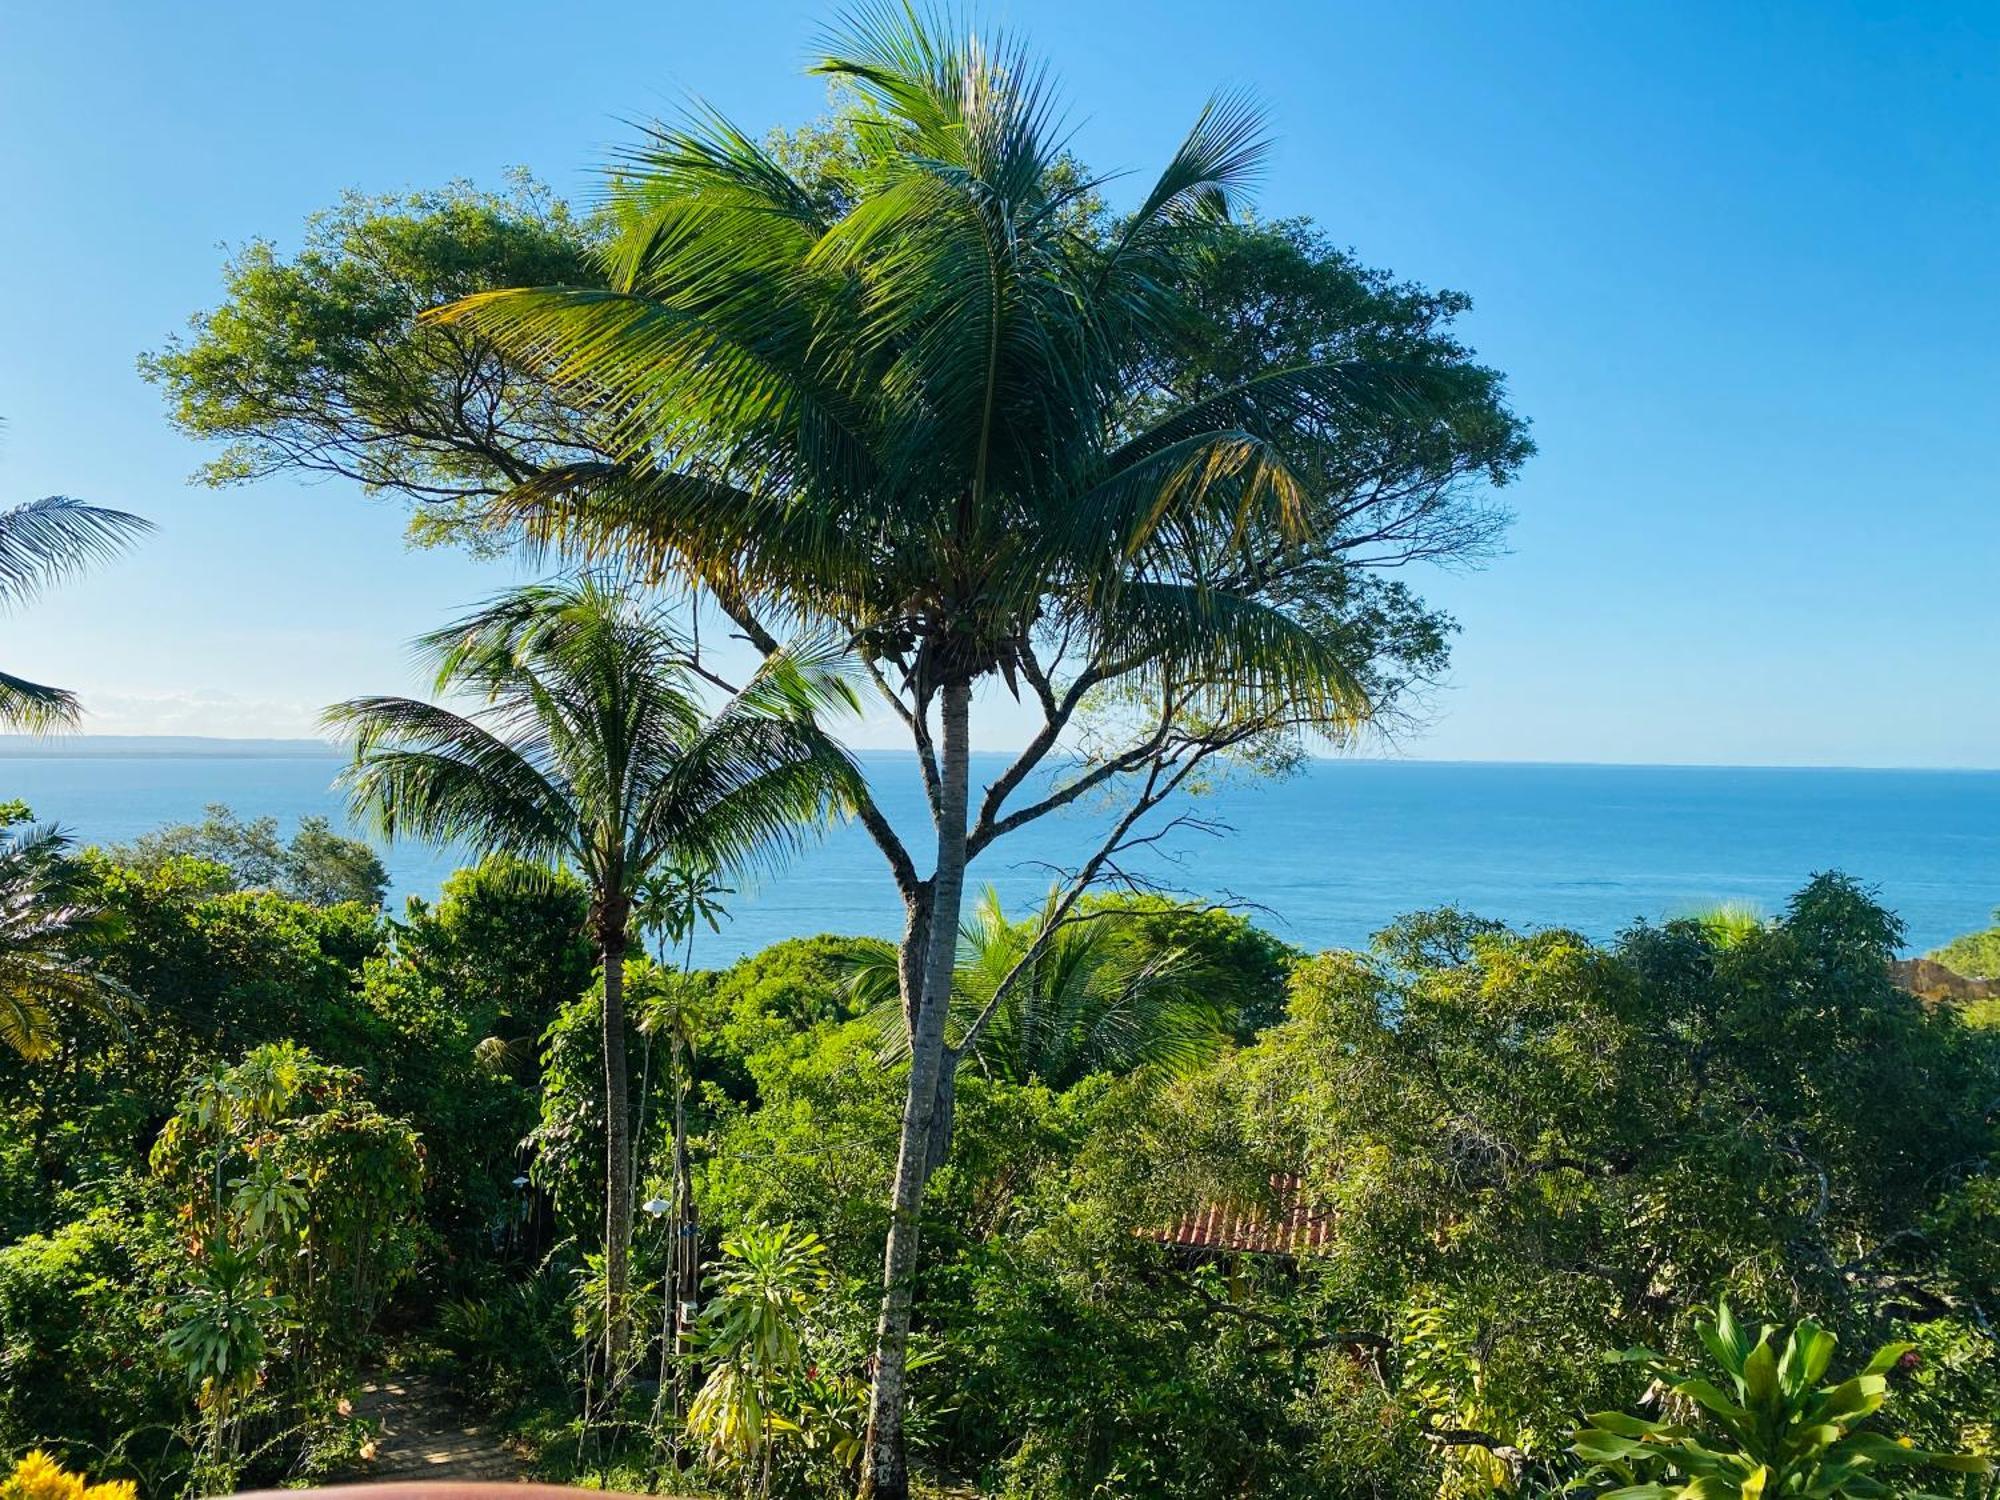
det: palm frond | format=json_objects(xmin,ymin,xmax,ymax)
[
  {"xmin": 324, "ymin": 697, "xmax": 576, "ymax": 863},
  {"xmin": 1112, "ymin": 88, "xmax": 1269, "ymax": 252},
  {"xmin": 0, "ymin": 668, "xmax": 82, "ymax": 733},
  {"xmin": 0, "ymin": 820, "xmax": 134, "ymax": 1060},
  {"xmin": 1088, "ymin": 579, "xmax": 1371, "ymax": 732},
  {"xmin": 857, "ymin": 884, "xmax": 1229, "ymax": 1087},
  {"xmin": 0, "ymin": 496, "xmax": 152, "ymax": 608}
]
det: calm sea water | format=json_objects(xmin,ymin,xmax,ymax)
[{"xmin": 5, "ymin": 750, "xmax": 1997, "ymax": 963}]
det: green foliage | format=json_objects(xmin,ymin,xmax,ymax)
[
  {"xmin": 1573, "ymin": 1298, "xmax": 1991, "ymax": 1499},
  {"xmin": 148, "ymin": 1043, "xmax": 422, "ymax": 1480},
  {"xmin": 1079, "ymin": 891, "xmax": 1299, "ymax": 1039},
  {"xmin": 703, "ymin": 934, "xmax": 878, "ymax": 1097},
  {"xmin": 435, "ymin": 1262, "xmax": 576, "ymax": 1411},
  {"xmin": 394, "ymin": 854, "xmax": 593, "ymax": 1049},
  {"xmin": 7, "ymin": 798, "xmax": 1998, "ymax": 1500},
  {"xmin": 0, "ymin": 439, "xmax": 150, "ymax": 730},
  {"xmin": 150, "ymin": 1042, "xmax": 425, "ymax": 1369},
  {"xmin": 686, "ymin": 1223, "xmax": 829, "ymax": 1473},
  {"xmin": 103, "ymin": 803, "xmax": 387, "ymax": 907},
  {"xmin": 860, "ymin": 873, "xmax": 2000, "ymax": 1497},
  {"xmin": 0, "ymin": 1206, "xmax": 179, "ymax": 1471},
  {"xmin": 139, "ymin": 176, "xmax": 605, "ymax": 551},
  {"xmin": 0, "ymin": 822, "xmax": 131, "ymax": 1061},
  {"xmin": 852, "ymin": 886, "xmax": 1233, "ymax": 1088},
  {"xmin": 1931, "ymin": 910, "xmax": 2000, "ymax": 982},
  {"xmin": 80, "ymin": 854, "xmax": 383, "ymax": 1092},
  {"xmin": 528, "ymin": 961, "xmax": 659, "ymax": 1247}
]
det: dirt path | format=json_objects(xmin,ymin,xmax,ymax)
[{"xmin": 346, "ymin": 1373, "xmax": 529, "ymax": 1483}]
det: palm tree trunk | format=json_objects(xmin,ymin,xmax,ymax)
[
  {"xmin": 600, "ymin": 900, "xmax": 634, "ymax": 1376},
  {"xmin": 859, "ymin": 677, "xmax": 972, "ymax": 1500}
]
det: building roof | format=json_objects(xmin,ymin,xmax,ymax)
[{"xmin": 1146, "ymin": 1172, "xmax": 1335, "ymax": 1256}]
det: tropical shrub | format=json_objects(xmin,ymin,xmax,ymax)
[
  {"xmin": 1080, "ymin": 891, "xmax": 1299, "ymax": 1039},
  {"xmin": 149, "ymin": 1042, "xmax": 423, "ymax": 1470},
  {"xmin": 686, "ymin": 1223, "xmax": 829, "ymax": 1480},
  {"xmin": 0, "ymin": 1208, "xmax": 180, "ymax": 1474},
  {"xmin": 103, "ymin": 804, "xmax": 387, "ymax": 908},
  {"xmin": 1572, "ymin": 1298, "xmax": 1991, "ymax": 1498}
]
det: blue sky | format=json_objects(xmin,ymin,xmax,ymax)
[{"xmin": 2, "ymin": 1, "xmax": 1994, "ymax": 765}]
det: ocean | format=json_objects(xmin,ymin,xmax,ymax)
[{"xmin": 4, "ymin": 747, "xmax": 1997, "ymax": 964}]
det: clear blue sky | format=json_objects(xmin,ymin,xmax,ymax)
[{"xmin": 2, "ymin": 1, "xmax": 1994, "ymax": 765}]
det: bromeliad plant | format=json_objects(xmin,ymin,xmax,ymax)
[{"xmin": 1571, "ymin": 1299, "xmax": 1992, "ymax": 1499}]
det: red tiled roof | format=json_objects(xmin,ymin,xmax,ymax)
[{"xmin": 1145, "ymin": 1172, "xmax": 1334, "ymax": 1256}]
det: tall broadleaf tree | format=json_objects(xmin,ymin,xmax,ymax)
[
  {"xmin": 325, "ymin": 576, "xmax": 859, "ymax": 1369},
  {"xmin": 329, "ymin": 12, "xmax": 1518, "ymax": 1490}
]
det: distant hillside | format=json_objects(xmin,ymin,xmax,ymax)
[{"xmin": 0, "ymin": 735, "xmax": 340, "ymax": 759}]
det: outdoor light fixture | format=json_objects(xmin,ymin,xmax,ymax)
[{"xmin": 643, "ymin": 1196, "xmax": 671, "ymax": 1217}]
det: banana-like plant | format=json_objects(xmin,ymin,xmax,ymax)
[
  {"xmin": 687, "ymin": 1223, "xmax": 829, "ymax": 1489},
  {"xmin": 1572, "ymin": 1298, "xmax": 1991, "ymax": 1499}
]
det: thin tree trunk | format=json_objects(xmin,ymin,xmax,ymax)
[
  {"xmin": 600, "ymin": 903, "xmax": 634, "ymax": 1377},
  {"xmin": 672, "ymin": 1034, "xmax": 697, "ymax": 1446},
  {"xmin": 859, "ymin": 679, "xmax": 972, "ymax": 1500}
]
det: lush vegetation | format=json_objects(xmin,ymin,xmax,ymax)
[
  {"xmin": 6, "ymin": 8, "xmax": 1991, "ymax": 1499},
  {"xmin": 1932, "ymin": 911, "xmax": 2000, "ymax": 982},
  {"xmin": 1, "ymin": 807, "xmax": 1995, "ymax": 1497}
]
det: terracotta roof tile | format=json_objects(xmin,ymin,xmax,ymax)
[{"xmin": 1144, "ymin": 1172, "xmax": 1334, "ymax": 1256}]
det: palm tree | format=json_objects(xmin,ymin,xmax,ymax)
[
  {"xmin": 326, "ymin": 577, "xmax": 858, "ymax": 1369},
  {"xmin": 634, "ymin": 857, "xmax": 729, "ymax": 1446},
  {"xmin": 431, "ymin": 13, "xmax": 1506, "ymax": 1489},
  {"xmin": 852, "ymin": 886, "xmax": 1226, "ymax": 1091},
  {"xmin": 0, "ymin": 820, "xmax": 131, "ymax": 1060}
]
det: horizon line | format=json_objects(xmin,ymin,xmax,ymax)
[{"xmin": 5, "ymin": 733, "xmax": 1998, "ymax": 776}]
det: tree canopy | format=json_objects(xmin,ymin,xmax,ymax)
[{"xmin": 104, "ymin": 803, "xmax": 388, "ymax": 908}]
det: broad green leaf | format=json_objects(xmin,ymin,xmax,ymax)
[
  {"xmin": 1576, "ymin": 1433, "xmax": 1652, "ymax": 1462},
  {"xmin": 1813, "ymin": 1375, "xmax": 1887, "ymax": 1425},
  {"xmin": 1675, "ymin": 1379, "xmax": 1754, "ymax": 1425},
  {"xmin": 1857, "ymin": 1342, "xmax": 1914, "ymax": 1379},
  {"xmin": 1781, "ymin": 1423, "xmax": 1845, "ymax": 1458},
  {"xmin": 1779, "ymin": 1322, "xmax": 1836, "ymax": 1397},
  {"xmin": 1588, "ymin": 1411, "xmax": 1674, "ymax": 1439},
  {"xmin": 1741, "ymin": 1334, "xmax": 1779, "ymax": 1408}
]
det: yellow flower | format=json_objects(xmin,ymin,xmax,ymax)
[{"xmin": 2, "ymin": 1451, "xmax": 138, "ymax": 1500}]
